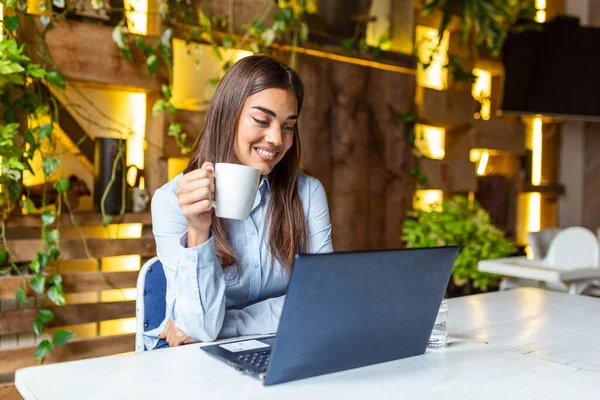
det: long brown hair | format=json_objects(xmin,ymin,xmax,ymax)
[{"xmin": 184, "ymin": 55, "xmax": 308, "ymax": 272}]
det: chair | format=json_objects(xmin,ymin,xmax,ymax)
[
  {"xmin": 479, "ymin": 227, "xmax": 600, "ymax": 295},
  {"xmin": 135, "ymin": 256, "xmax": 167, "ymax": 352},
  {"xmin": 527, "ymin": 228, "xmax": 561, "ymax": 260}
]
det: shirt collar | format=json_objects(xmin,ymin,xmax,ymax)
[{"xmin": 259, "ymin": 175, "xmax": 271, "ymax": 192}]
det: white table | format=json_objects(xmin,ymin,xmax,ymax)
[{"xmin": 15, "ymin": 288, "xmax": 600, "ymax": 399}]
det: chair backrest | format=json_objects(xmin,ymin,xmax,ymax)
[
  {"xmin": 544, "ymin": 227, "xmax": 600, "ymax": 270},
  {"xmin": 135, "ymin": 256, "xmax": 167, "ymax": 352},
  {"xmin": 528, "ymin": 228, "xmax": 561, "ymax": 259}
]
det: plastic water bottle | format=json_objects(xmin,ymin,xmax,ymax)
[{"xmin": 428, "ymin": 298, "xmax": 448, "ymax": 348}]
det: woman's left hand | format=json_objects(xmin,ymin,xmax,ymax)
[{"xmin": 159, "ymin": 318, "xmax": 198, "ymax": 347}]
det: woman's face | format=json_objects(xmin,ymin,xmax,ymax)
[{"xmin": 234, "ymin": 88, "xmax": 298, "ymax": 175}]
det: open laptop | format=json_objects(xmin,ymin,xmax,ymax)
[{"xmin": 201, "ymin": 246, "xmax": 458, "ymax": 386}]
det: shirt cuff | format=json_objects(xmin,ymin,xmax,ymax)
[{"xmin": 179, "ymin": 231, "xmax": 217, "ymax": 268}]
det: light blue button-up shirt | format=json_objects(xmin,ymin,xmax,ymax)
[{"xmin": 144, "ymin": 172, "xmax": 333, "ymax": 350}]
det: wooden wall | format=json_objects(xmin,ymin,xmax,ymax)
[
  {"xmin": 296, "ymin": 53, "xmax": 416, "ymax": 251},
  {"xmin": 583, "ymin": 122, "xmax": 600, "ymax": 232}
]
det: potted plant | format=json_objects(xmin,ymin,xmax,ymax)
[{"xmin": 402, "ymin": 195, "xmax": 517, "ymax": 296}]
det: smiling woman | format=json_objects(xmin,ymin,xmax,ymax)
[{"xmin": 147, "ymin": 55, "xmax": 333, "ymax": 350}]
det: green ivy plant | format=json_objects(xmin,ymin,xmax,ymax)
[
  {"xmin": 402, "ymin": 195, "xmax": 517, "ymax": 291},
  {"xmin": 112, "ymin": 0, "xmax": 311, "ymax": 156},
  {"xmin": 1, "ymin": 2, "xmax": 75, "ymax": 362}
]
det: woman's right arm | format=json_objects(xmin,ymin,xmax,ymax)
[{"xmin": 152, "ymin": 163, "xmax": 228, "ymax": 342}]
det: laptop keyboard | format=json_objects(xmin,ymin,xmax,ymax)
[{"xmin": 236, "ymin": 350, "xmax": 271, "ymax": 372}]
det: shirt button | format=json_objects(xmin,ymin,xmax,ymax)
[
  {"xmin": 251, "ymin": 230, "xmax": 256, "ymax": 236},
  {"xmin": 253, "ymin": 263, "xmax": 259, "ymax": 268}
]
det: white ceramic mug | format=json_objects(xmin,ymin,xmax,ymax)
[{"xmin": 213, "ymin": 163, "xmax": 261, "ymax": 220}]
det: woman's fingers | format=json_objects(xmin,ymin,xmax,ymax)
[
  {"xmin": 181, "ymin": 200, "xmax": 213, "ymax": 219},
  {"xmin": 178, "ymin": 163, "xmax": 214, "ymax": 186},
  {"xmin": 177, "ymin": 179, "xmax": 214, "ymax": 203}
]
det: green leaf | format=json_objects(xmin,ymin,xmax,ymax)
[
  {"xmin": 4, "ymin": 15, "xmax": 19, "ymax": 33},
  {"xmin": 29, "ymin": 258, "xmax": 40, "ymax": 274},
  {"xmin": 168, "ymin": 123, "xmax": 181, "ymax": 137},
  {"xmin": 45, "ymin": 229, "xmax": 59, "ymax": 245},
  {"xmin": 54, "ymin": 177, "xmax": 70, "ymax": 193},
  {"xmin": 341, "ymin": 39, "xmax": 353, "ymax": 52},
  {"xmin": 20, "ymin": 197, "xmax": 37, "ymax": 213},
  {"xmin": 49, "ymin": 274, "xmax": 62, "ymax": 286},
  {"xmin": 38, "ymin": 252, "xmax": 50, "ymax": 270},
  {"xmin": 299, "ymin": 22, "xmax": 309, "ymax": 43},
  {"xmin": 249, "ymin": 42, "xmax": 260, "ymax": 54},
  {"xmin": 52, "ymin": 328, "xmax": 76, "ymax": 345},
  {"xmin": 152, "ymin": 99, "xmax": 166, "ymax": 116},
  {"xmin": 26, "ymin": 64, "xmax": 46, "ymax": 78},
  {"xmin": 222, "ymin": 60, "xmax": 233, "ymax": 72},
  {"xmin": 102, "ymin": 215, "xmax": 112, "ymax": 227},
  {"xmin": 42, "ymin": 157, "xmax": 60, "ymax": 176},
  {"xmin": 208, "ymin": 78, "xmax": 219, "ymax": 88},
  {"xmin": 16, "ymin": 286, "xmax": 28, "ymax": 304},
  {"xmin": 41, "ymin": 210, "xmax": 57, "ymax": 226},
  {"xmin": 30, "ymin": 275, "xmax": 46, "ymax": 294},
  {"xmin": 48, "ymin": 284, "xmax": 65, "ymax": 306},
  {"xmin": 35, "ymin": 340, "xmax": 53, "ymax": 359},
  {"xmin": 24, "ymin": 129, "xmax": 36, "ymax": 146},
  {"xmin": 38, "ymin": 124, "xmax": 53, "ymax": 141},
  {"xmin": 38, "ymin": 309, "xmax": 54, "ymax": 322},
  {"xmin": 53, "ymin": 0, "xmax": 65, "ymax": 8},
  {"xmin": 46, "ymin": 70, "xmax": 66, "ymax": 89},
  {"xmin": 0, "ymin": 249, "xmax": 6, "ymax": 266},
  {"xmin": 40, "ymin": 16, "xmax": 51, "ymax": 30},
  {"xmin": 32, "ymin": 317, "xmax": 43, "ymax": 335},
  {"xmin": 146, "ymin": 54, "xmax": 158, "ymax": 76},
  {"xmin": 6, "ymin": 180, "xmax": 22, "ymax": 200},
  {"xmin": 49, "ymin": 246, "xmax": 60, "ymax": 260},
  {"xmin": 161, "ymin": 29, "xmax": 172, "ymax": 47},
  {"xmin": 222, "ymin": 35, "xmax": 233, "ymax": 49},
  {"xmin": 161, "ymin": 84, "xmax": 172, "ymax": 100}
]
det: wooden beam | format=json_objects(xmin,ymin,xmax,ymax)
[
  {"xmin": 0, "ymin": 271, "xmax": 139, "ymax": 300},
  {"xmin": 419, "ymin": 157, "xmax": 477, "ymax": 192},
  {"xmin": 446, "ymin": 118, "xmax": 526, "ymax": 158},
  {"xmin": 6, "ymin": 237, "xmax": 156, "ymax": 263},
  {"xmin": 0, "ymin": 383, "xmax": 21, "ymax": 400},
  {"xmin": 0, "ymin": 301, "xmax": 135, "ymax": 335},
  {"xmin": 416, "ymin": 87, "xmax": 478, "ymax": 126},
  {"xmin": 4, "ymin": 212, "xmax": 152, "ymax": 228},
  {"xmin": 20, "ymin": 17, "xmax": 166, "ymax": 92},
  {"xmin": 0, "ymin": 333, "xmax": 134, "ymax": 374}
]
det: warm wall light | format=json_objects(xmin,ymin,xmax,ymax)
[
  {"xmin": 528, "ymin": 193, "xmax": 541, "ymax": 232},
  {"xmin": 415, "ymin": 124, "xmax": 445, "ymax": 159},
  {"xmin": 477, "ymin": 151, "xmax": 489, "ymax": 176},
  {"xmin": 531, "ymin": 117, "xmax": 542, "ymax": 186},
  {"xmin": 126, "ymin": 93, "xmax": 147, "ymax": 186},
  {"xmin": 535, "ymin": 0, "xmax": 547, "ymax": 23},
  {"xmin": 472, "ymin": 68, "xmax": 492, "ymax": 120},
  {"xmin": 124, "ymin": 0, "xmax": 148, "ymax": 35},
  {"xmin": 413, "ymin": 190, "xmax": 443, "ymax": 212},
  {"xmin": 416, "ymin": 26, "xmax": 449, "ymax": 90}
]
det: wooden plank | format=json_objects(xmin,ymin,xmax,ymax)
[
  {"xmin": 329, "ymin": 61, "xmax": 370, "ymax": 251},
  {"xmin": 419, "ymin": 158, "xmax": 477, "ymax": 192},
  {"xmin": 21, "ymin": 17, "xmax": 166, "ymax": 91},
  {"xmin": 472, "ymin": 118, "xmax": 526, "ymax": 154},
  {"xmin": 4, "ymin": 212, "xmax": 151, "ymax": 228},
  {"xmin": 296, "ymin": 53, "xmax": 333, "ymax": 202},
  {"xmin": 0, "ymin": 334, "xmax": 134, "ymax": 374},
  {"xmin": 417, "ymin": 87, "xmax": 478, "ymax": 125},
  {"xmin": 0, "ymin": 271, "xmax": 138, "ymax": 300},
  {"xmin": 0, "ymin": 383, "xmax": 22, "ymax": 400},
  {"xmin": 583, "ymin": 122, "xmax": 600, "ymax": 231},
  {"xmin": 0, "ymin": 301, "xmax": 135, "ymax": 335},
  {"xmin": 6, "ymin": 237, "xmax": 156, "ymax": 262}
]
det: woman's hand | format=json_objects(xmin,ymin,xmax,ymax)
[
  {"xmin": 159, "ymin": 318, "xmax": 197, "ymax": 347},
  {"xmin": 177, "ymin": 162, "xmax": 215, "ymax": 246}
]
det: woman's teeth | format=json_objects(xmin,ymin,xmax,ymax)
[{"xmin": 256, "ymin": 148, "xmax": 276, "ymax": 157}]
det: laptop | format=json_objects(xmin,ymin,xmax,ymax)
[{"xmin": 201, "ymin": 246, "xmax": 458, "ymax": 386}]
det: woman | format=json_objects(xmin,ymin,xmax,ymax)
[{"xmin": 145, "ymin": 55, "xmax": 333, "ymax": 350}]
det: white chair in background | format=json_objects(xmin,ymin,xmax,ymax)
[{"xmin": 478, "ymin": 227, "xmax": 600, "ymax": 295}]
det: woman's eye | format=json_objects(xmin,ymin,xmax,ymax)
[
  {"xmin": 284, "ymin": 126, "xmax": 296, "ymax": 133},
  {"xmin": 253, "ymin": 117, "xmax": 268, "ymax": 126}
]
